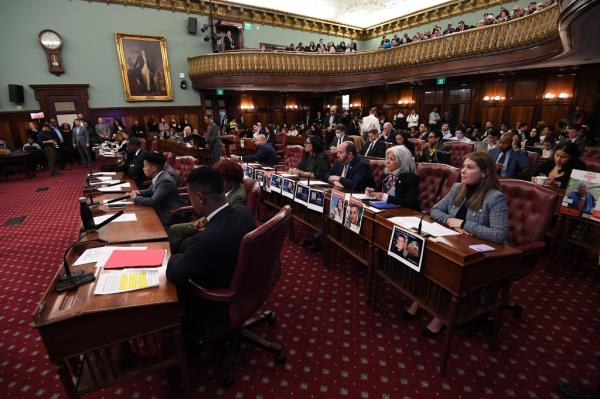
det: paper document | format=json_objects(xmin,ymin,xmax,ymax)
[
  {"xmin": 352, "ymin": 194, "xmax": 376, "ymax": 200},
  {"xmin": 94, "ymin": 268, "xmax": 160, "ymax": 295},
  {"xmin": 73, "ymin": 246, "xmax": 148, "ymax": 267},
  {"xmin": 92, "ymin": 172, "xmax": 117, "ymax": 176},
  {"xmin": 90, "ymin": 180, "xmax": 121, "ymax": 185},
  {"xmin": 97, "ymin": 182, "xmax": 131, "ymax": 192},
  {"xmin": 102, "ymin": 199, "xmax": 134, "ymax": 205},
  {"xmin": 387, "ymin": 216, "xmax": 459, "ymax": 237},
  {"xmin": 297, "ymin": 180, "xmax": 330, "ymax": 186},
  {"xmin": 278, "ymin": 173, "xmax": 295, "ymax": 178},
  {"xmin": 93, "ymin": 212, "xmax": 137, "ymax": 225},
  {"xmin": 94, "ymin": 176, "xmax": 114, "ymax": 181}
]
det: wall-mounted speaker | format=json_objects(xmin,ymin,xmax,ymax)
[
  {"xmin": 8, "ymin": 84, "xmax": 24, "ymax": 104},
  {"xmin": 187, "ymin": 17, "xmax": 197, "ymax": 35}
]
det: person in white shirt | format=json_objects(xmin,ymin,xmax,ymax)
[
  {"xmin": 406, "ymin": 108, "xmax": 419, "ymax": 129},
  {"xmin": 449, "ymin": 130, "xmax": 473, "ymax": 143},
  {"xmin": 440, "ymin": 123, "xmax": 453, "ymax": 140},
  {"xmin": 361, "ymin": 107, "xmax": 380, "ymax": 139},
  {"xmin": 428, "ymin": 106, "xmax": 441, "ymax": 128}
]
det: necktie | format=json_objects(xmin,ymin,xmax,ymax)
[
  {"xmin": 497, "ymin": 152, "xmax": 507, "ymax": 176},
  {"xmin": 365, "ymin": 142, "xmax": 374, "ymax": 156},
  {"xmin": 338, "ymin": 137, "xmax": 342, "ymax": 147},
  {"xmin": 341, "ymin": 165, "xmax": 348, "ymax": 178}
]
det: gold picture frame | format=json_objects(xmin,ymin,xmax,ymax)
[{"xmin": 114, "ymin": 33, "xmax": 173, "ymax": 102}]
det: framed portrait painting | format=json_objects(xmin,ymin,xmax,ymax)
[{"xmin": 114, "ymin": 33, "xmax": 173, "ymax": 102}]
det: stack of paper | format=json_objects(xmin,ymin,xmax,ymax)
[
  {"xmin": 74, "ymin": 246, "xmax": 148, "ymax": 267},
  {"xmin": 93, "ymin": 212, "xmax": 137, "ymax": 225},
  {"xmin": 387, "ymin": 216, "xmax": 459, "ymax": 237},
  {"xmin": 92, "ymin": 172, "xmax": 117, "ymax": 176},
  {"xmin": 97, "ymin": 182, "xmax": 131, "ymax": 192},
  {"xmin": 94, "ymin": 268, "xmax": 160, "ymax": 295},
  {"xmin": 102, "ymin": 199, "xmax": 133, "ymax": 205},
  {"xmin": 297, "ymin": 180, "xmax": 330, "ymax": 186}
]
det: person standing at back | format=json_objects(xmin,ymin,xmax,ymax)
[
  {"xmin": 72, "ymin": 119, "xmax": 92, "ymax": 167},
  {"xmin": 205, "ymin": 114, "xmax": 221, "ymax": 163}
]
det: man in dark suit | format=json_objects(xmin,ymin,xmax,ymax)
[
  {"xmin": 231, "ymin": 134, "xmax": 279, "ymax": 166},
  {"xmin": 381, "ymin": 122, "xmax": 398, "ymax": 144},
  {"xmin": 488, "ymin": 132, "xmax": 530, "ymax": 179},
  {"xmin": 325, "ymin": 105, "xmax": 342, "ymax": 129},
  {"xmin": 130, "ymin": 152, "xmax": 183, "ymax": 227},
  {"xmin": 121, "ymin": 137, "xmax": 145, "ymax": 187},
  {"xmin": 329, "ymin": 124, "xmax": 354, "ymax": 149},
  {"xmin": 361, "ymin": 128, "xmax": 386, "ymax": 158},
  {"xmin": 224, "ymin": 31, "xmax": 235, "ymax": 51},
  {"xmin": 325, "ymin": 141, "xmax": 374, "ymax": 191},
  {"xmin": 205, "ymin": 114, "xmax": 221, "ymax": 163},
  {"xmin": 166, "ymin": 166, "xmax": 256, "ymax": 327},
  {"xmin": 49, "ymin": 118, "xmax": 66, "ymax": 170},
  {"xmin": 72, "ymin": 119, "xmax": 92, "ymax": 167}
]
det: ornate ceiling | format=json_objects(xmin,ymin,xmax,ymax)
[{"xmin": 227, "ymin": 0, "xmax": 455, "ymax": 28}]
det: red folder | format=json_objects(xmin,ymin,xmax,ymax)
[{"xmin": 104, "ymin": 249, "xmax": 165, "ymax": 269}]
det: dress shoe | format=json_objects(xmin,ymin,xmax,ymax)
[
  {"xmin": 401, "ymin": 309, "xmax": 421, "ymax": 320},
  {"xmin": 422, "ymin": 325, "xmax": 446, "ymax": 338}
]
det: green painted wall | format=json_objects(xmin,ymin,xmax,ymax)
[{"xmin": 362, "ymin": 0, "xmax": 535, "ymax": 49}]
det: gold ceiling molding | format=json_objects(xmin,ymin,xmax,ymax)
[
  {"xmin": 85, "ymin": 0, "xmax": 521, "ymax": 40},
  {"xmin": 188, "ymin": 5, "xmax": 559, "ymax": 78}
]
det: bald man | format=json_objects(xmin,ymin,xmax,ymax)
[{"xmin": 231, "ymin": 134, "xmax": 279, "ymax": 166}]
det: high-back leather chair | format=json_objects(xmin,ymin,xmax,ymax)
[
  {"xmin": 174, "ymin": 155, "xmax": 199, "ymax": 186},
  {"xmin": 138, "ymin": 137, "xmax": 147, "ymax": 151},
  {"xmin": 582, "ymin": 147, "xmax": 600, "ymax": 161},
  {"xmin": 368, "ymin": 159, "xmax": 387, "ymax": 188},
  {"xmin": 444, "ymin": 142, "xmax": 475, "ymax": 168},
  {"xmin": 163, "ymin": 151, "xmax": 175, "ymax": 166},
  {"xmin": 352, "ymin": 136, "xmax": 365, "ymax": 153},
  {"xmin": 526, "ymin": 150, "xmax": 540, "ymax": 171},
  {"xmin": 499, "ymin": 179, "xmax": 559, "ymax": 317},
  {"xmin": 188, "ymin": 205, "xmax": 292, "ymax": 386},
  {"xmin": 416, "ymin": 163, "xmax": 460, "ymax": 210},
  {"xmin": 275, "ymin": 133, "xmax": 287, "ymax": 158},
  {"xmin": 151, "ymin": 139, "xmax": 158, "ymax": 152},
  {"xmin": 243, "ymin": 177, "xmax": 260, "ymax": 219},
  {"xmin": 584, "ymin": 159, "xmax": 600, "ymax": 173},
  {"xmin": 409, "ymin": 138, "xmax": 426, "ymax": 154},
  {"xmin": 282, "ymin": 145, "xmax": 304, "ymax": 169}
]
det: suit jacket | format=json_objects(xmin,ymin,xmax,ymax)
[
  {"xmin": 430, "ymin": 182, "xmax": 508, "ymax": 244},
  {"xmin": 488, "ymin": 148, "xmax": 530, "ymax": 179},
  {"xmin": 226, "ymin": 183, "xmax": 247, "ymax": 208},
  {"xmin": 207, "ymin": 122, "xmax": 221, "ymax": 148},
  {"xmin": 241, "ymin": 143, "xmax": 279, "ymax": 166},
  {"xmin": 72, "ymin": 125, "xmax": 89, "ymax": 146},
  {"xmin": 329, "ymin": 134, "xmax": 354, "ymax": 148},
  {"xmin": 124, "ymin": 149, "xmax": 145, "ymax": 187},
  {"xmin": 133, "ymin": 171, "xmax": 183, "ymax": 227},
  {"xmin": 326, "ymin": 156, "xmax": 375, "ymax": 191},
  {"xmin": 378, "ymin": 172, "xmax": 420, "ymax": 211},
  {"xmin": 361, "ymin": 139, "xmax": 387, "ymax": 158},
  {"xmin": 325, "ymin": 113, "xmax": 342, "ymax": 128}
]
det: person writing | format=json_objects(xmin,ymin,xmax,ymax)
[
  {"xmin": 404, "ymin": 151, "xmax": 508, "ymax": 337},
  {"xmin": 130, "ymin": 152, "xmax": 183, "ymax": 228},
  {"xmin": 289, "ymin": 135, "xmax": 329, "ymax": 180},
  {"xmin": 365, "ymin": 145, "xmax": 420, "ymax": 210}
]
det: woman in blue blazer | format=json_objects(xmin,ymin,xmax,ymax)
[{"xmin": 404, "ymin": 151, "xmax": 508, "ymax": 337}]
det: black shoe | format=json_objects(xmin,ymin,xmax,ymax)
[
  {"xmin": 401, "ymin": 309, "xmax": 420, "ymax": 320},
  {"xmin": 422, "ymin": 325, "xmax": 446, "ymax": 338}
]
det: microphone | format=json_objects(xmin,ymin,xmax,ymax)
[
  {"xmin": 55, "ymin": 210, "xmax": 123, "ymax": 292},
  {"xmin": 417, "ymin": 174, "xmax": 447, "ymax": 236},
  {"xmin": 106, "ymin": 195, "xmax": 130, "ymax": 204}
]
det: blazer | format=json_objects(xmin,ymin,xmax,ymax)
[
  {"xmin": 207, "ymin": 122, "xmax": 221, "ymax": 148},
  {"xmin": 325, "ymin": 113, "xmax": 342, "ymax": 128},
  {"xmin": 72, "ymin": 125, "xmax": 89, "ymax": 146},
  {"xmin": 361, "ymin": 139, "xmax": 387, "ymax": 158},
  {"xmin": 297, "ymin": 152, "xmax": 330, "ymax": 181},
  {"xmin": 326, "ymin": 156, "xmax": 375, "ymax": 191},
  {"xmin": 226, "ymin": 183, "xmax": 247, "ymax": 208},
  {"xmin": 329, "ymin": 134, "xmax": 353, "ymax": 148},
  {"xmin": 133, "ymin": 171, "xmax": 183, "ymax": 227},
  {"xmin": 378, "ymin": 172, "xmax": 420, "ymax": 211},
  {"xmin": 488, "ymin": 148, "xmax": 530, "ymax": 179},
  {"xmin": 430, "ymin": 182, "xmax": 508, "ymax": 244},
  {"xmin": 123, "ymin": 149, "xmax": 145, "ymax": 188},
  {"xmin": 241, "ymin": 143, "xmax": 279, "ymax": 166}
]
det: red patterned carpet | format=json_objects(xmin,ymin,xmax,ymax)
[{"xmin": 1, "ymin": 168, "xmax": 599, "ymax": 399}]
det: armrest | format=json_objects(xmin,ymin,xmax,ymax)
[
  {"xmin": 170, "ymin": 205, "xmax": 196, "ymax": 216},
  {"xmin": 188, "ymin": 279, "xmax": 236, "ymax": 302}
]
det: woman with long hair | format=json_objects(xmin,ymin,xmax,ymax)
[
  {"xmin": 533, "ymin": 142, "xmax": 587, "ymax": 188},
  {"xmin": 404, "ymin": 151, "xmax": 508, "ymax": 337},
  {"xmin": 289, "ymin": 135, "xmax": 330, "ymax": 181}
]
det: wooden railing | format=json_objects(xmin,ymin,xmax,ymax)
[{"xmin": 189, "ymin": 4, "xmax": 559, "ymax": 79}]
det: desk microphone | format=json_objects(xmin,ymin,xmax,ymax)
[
  {"xmin": 55, "ymin": 209, "xmax": 123, "ymax": 292},
  {"xmin": 417, "ymin": 175, "xmax": 447, "ymax": 236}
]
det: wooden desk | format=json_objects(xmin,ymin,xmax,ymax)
[
  {"xmin": 0, "ymin": 150, "xmax": 35, "ymax": 179},
  {"xmin": 81, "ymin": 207, "xmax": 168, "ymax": 244},
  {"xmin": 32, "ymin": 241, "xmax": 189, "ymax": 398},
  {"xmin": 370, "ymin": 208, "xmax": 522, "ymax": 375},
  {"xmin": 90, "ymin": 193, "xmax": 148, "ymax": 213},
  {"xmin": 157, "ymin": 139, "xmax": 212, "ymax": 164}
]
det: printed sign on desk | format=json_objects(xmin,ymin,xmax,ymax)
[
  {"xmin": 307, "ymin": 189, "xmax": 325, "ymax": 213},
  {"xmin": 387, "ymin": 225, "xmax": 425, "ymax": 272},
  {"xmin": 343, "ymin": 197, "xmax": 364, "ymax": 234},
  {"xmin": 270, "ymin": 174, "xmax": 283, "ymax": 194},
  {"xmin": 294, "ymin": 184, "xmax": 310, "ymax": 206},
  {"xmin": 329, "ymin": 189, "xmax": 345, "ymax": 224},
  {"xmin": 282, "ymin": 178, "xmax": 296, "ymax": 199},
  {"xmin": 560, "ymin": 169, "xmax": 600, "ymax": 222}
]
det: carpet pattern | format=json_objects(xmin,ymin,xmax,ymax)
[{"xmin": 0, "ymin": 168, "xmax": 599, "ymax": 399}]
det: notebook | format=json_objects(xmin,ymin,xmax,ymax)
[
  {"xmin": 367, "ymin": 201, "xmax": 402, "ymax": 209},
  {"xmin": 104, "ymin": 249, "xmax": 166, "ymax": 269}
]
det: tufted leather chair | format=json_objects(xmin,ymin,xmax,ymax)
[
  {"xmin": 221, "ymin": 135, "xmax": 238, "ymax": 157},
  {"xmin": 409, "ymin": 138, "xmax": 426, "ymax": 153},
  {"xmin": 163, "ymin": 152, "xmax": 175, "ymax": 166},
  {"xmin": 275, "ymin": 133, "xmax": 287, "ymax": 158},
  {"xmin": 282, "ymin": 145, "xmax": 304, "ymax": 169},
  {"xmin": 584, "ymin": 159, "xmax": 600, "ymax": 173},
  {"xmin": 582, "ymin": 147, "xmax": 600, "ymax": 160},
  {"xmin": 499, "ymin": 179, "xmax": 559, "ymax": 317},
  {"xmin": 526, "ymin": 150, "xmax": 540, "ymax": 171},
  {"xmin": 151, "ymin": 139, "xmax": 157, "ymax": 152},
  {"xmin": 368, "ymin": 159, "xmax": 387, "ymax": 188},
  {"xmin": 444, "ymin": 142, "xmax": 475, "ymax": 168},
  {"xmin": 327, "ymin": 150, "xmax": 338, "ymax": 165},
  {"xmin": 174, "ymin": 155, "xmax": 199, "ymax": 186},
  {"xmin": 138, "ymin": 138, "xmax": 147, "ymax": 151},
  {"xmin": 243, "ymin": 177, "xmax": 260, "ymax": 219},
  {"xmin": 416, "ymin": 163, "xmax": 460, "ymax": 211},
  {"xmin": 351, "ymin": 136, "xmax": 365, "ymax": 153},
  {"xmin": 188, "ymin": 205, "xmax": 291, "ymax": 386}
]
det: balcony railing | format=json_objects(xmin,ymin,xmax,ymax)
[{"xmin": 189, "ymin": 4, "xmax": 559, "ymax": 79}]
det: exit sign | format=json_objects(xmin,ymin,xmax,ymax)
[
  {"xmin": 243, "ymin": 22, "xmax": 252, "ymax": 31},
  {"xmin": 216, "ymin": 88, "xmax": 224, "ymax": 95},
  {"xmin": 436, "ymin": 76, "xmax": 446, "ymax": 85}
]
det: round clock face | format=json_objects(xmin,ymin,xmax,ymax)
[{"xmin": 40, "ymin": 30, "xmax": 62, "ymax": 50}]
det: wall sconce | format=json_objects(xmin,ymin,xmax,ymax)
[
  {"xmin": 544, "ymin": 92, "xmax": 571, "ymax": 100},
  {"xmin": 483, "ymin": 95, "xmax": 505, "ymax": 102},
  {"xmin": 240, "ymin": 104, "xmax": 255, "ymax": 110},
  {"xmin": 350, "ymin": 103, "xmax": 361, "ymax": 108},
  {"xmin": 326, "ymin": 104, "xmax": 331, "ymax": 108},
  {"xmin": 285, "ymin": 105, "xmax": 299, "ymax": 110},
  {"xmin": 397, "ymin": 99, "xmax": 415, "ymax": 105}
]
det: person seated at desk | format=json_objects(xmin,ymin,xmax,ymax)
[
  {"xmin": 166, "ymin": 166, "xmax": 256, "ymax": 332},
  {"xmin": 325, "ymin": 141, "xmax": 374, "ymax": 191},
  {"xmin": 130, "ymin": 152, "xmax": 183, "ymax": 228},
  {"xmin": 393, "ymin": 130, "xmax": 415, "ymax": 156},
  {"xmin": 360, "ymin": 129, "xmax": 387, "ymax": 158},
  {"xmin": 230, "ymin": 134, "xmax": 279, "ymax": 166},
  {"xmin": 115, "ymin": 132, "xmax": 129, "ymax": 154},
  {"xmin": 533, "ymin": 142, "xmax": 587, "ymax": 189},
  {"xmin": 417, "ymin": 131, "xmax": 448, "ymax": 164},
  {"xmin": 182, "ymin": 126, "xmax": 193, "ymax": 144},
  {"xmin": 329, "ymin": 124, "xmax": 353, "ymax": 149},
  {"xmin": 365, "ymin": 145, "xmax": 420, "ymax": 210},
  {"xmin": 488, "ymin": 132, "xmax": 530, "ymax": 179},
  {"xmin": 168, "ymin": 159, "xmax": 247, "ymax": 253},
  {"xmin": 121, "ymin": 137, "xmax": 145, "ymax": 187},
  {"xmin": 191, "ymin": 129, "xmax": 207, "ymax": 149},
  {"xmin": 288, "ymin": 135, "xmax": 329, "ymax": 180},
  {"xmin": 404, "ymin": 151, "xmax": 508, "ymax": 337}
]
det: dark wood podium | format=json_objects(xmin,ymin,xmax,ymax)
[{"xmin": 32, "ymin": 242, "xmax": 190, "ymax": 398}]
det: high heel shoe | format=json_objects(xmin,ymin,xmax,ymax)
[
  {"xmin": 401, "ymin": 309, "xmax": 421, "ymax": 320},
  {"xmin": 422, "ymin": 325, "xmax": 446, "ymax": 338}
]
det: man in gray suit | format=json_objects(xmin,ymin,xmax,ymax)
[
  {"xmin": 205, "ymin": 114, "xmax": 221, "ymax": 163},
  {"xmin": 72, "ymin": 119, "xmax": 92, "ymax": 167},
  {"xmin": 130, "ymin": 152, "xmax": 183, "ymax": 227}
]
